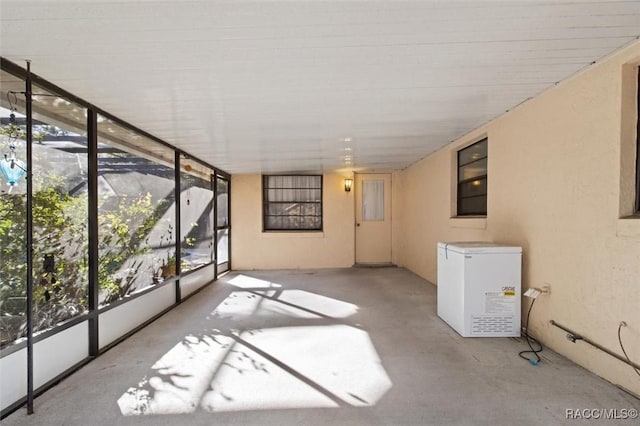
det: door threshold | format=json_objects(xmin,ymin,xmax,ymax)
[{"xmin": 353, "ymin": 263, "xmax": 397, "ymax": 268}]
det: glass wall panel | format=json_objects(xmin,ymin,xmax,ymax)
[
  {"xmin": 1, "ymin": 62, "xmax": 231, "ymax": 416},
  {"xmin": 0, "ymin": 72, "xmax": 90, "ymax": 347},
  {"xmin": 216, "ymin": 176, "xmax": 229, "ymax": 271},
  {"xmin": 180, "ymin": 156, "xmax": 214, "ymax": 272},
  {"xmin": 0, "ymin": 71, "xmax": 28, "ymax": 347},
  {"xmin": 31, "ymin": 85, "xmax": 89, "ymax": 332},
  {"xmin": 216, "ymin": 177, "xmax": 228, "ymax": 228},
  {"xmin": 216, "ymin": 229, "xmax": 229, "ymax": 265},
  {"xmin": 97, "ymin": 117, "xmax": 175, "ymax": 307},
  {"xmin": 1, "ymin": 64, "xmax": 228, "ymax": 351}
]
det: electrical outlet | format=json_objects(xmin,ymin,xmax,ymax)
[{"xmin": 542, "ymin": 283, "xmax": 551, "ymax": 295}]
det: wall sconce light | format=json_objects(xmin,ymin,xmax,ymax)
[{"xmin": 344, "ymin": 178, "xmax": 353, "ymax": 192}]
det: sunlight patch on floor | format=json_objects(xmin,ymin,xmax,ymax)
[
  {"xmin": 117, "ymin": 275, "xmax": 390, "ymax": 416},
  {"xmin": 210, "ymin": 289, "xmax": 358, "ymax": 320},
  {"xmin": 201, "ymin": 325, "xmax": 391, "ymax": 412},
  {"xmin": 278, "ymin": 290, "xmax": 358, "ymax": 318},
  {"xmin": 211, "ymin": 291, "xmax": 277, "ymax": 319},
  {"xmin": 117, "ymin": 333, "xmax": 234, "ymax": 415},
  {"xmin": 227, "ymin": 274, "xmax": 282, "ymax": 289}
]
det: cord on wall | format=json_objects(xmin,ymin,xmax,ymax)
[
  {"xmin": 550, "ymin": 320, "xmax": 640, "ymax": 372},
  {"xmin": 519, "ymin": 298, "xmax": 543, "ymax": 365},
  {"xmin": 617, "ymin": 321, "xmax": 640, "ymax": 379}
]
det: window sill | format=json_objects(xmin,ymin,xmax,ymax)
[
  {"xmin": 449, "ymin": 217, "xmax": 487, "ymax": 230},
  {"xmin": 617, "ymin": 216, "xmax": 640, "ymax": 239}
]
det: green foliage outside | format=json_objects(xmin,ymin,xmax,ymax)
[
  {"xmin": 0, "ymin": 186, "xmax": 165, "ymax": 347},
  {"xmin": 0, "ymin": 176, "xmax": 88, "ymax": 342},
  {"xmin": 98, "ymin": 192, "xmax": 162, "ymax": 303},
  {"xmin": 0, "ymin": 123, "xmax": 169, "ymax": 347}
]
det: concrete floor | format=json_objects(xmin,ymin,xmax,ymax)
[{"xmin": 4, "ymin": 268, "xmax": 639, "ymax": 425}]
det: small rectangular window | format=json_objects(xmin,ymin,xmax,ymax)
[
  {"xmin": 362, "ymin": 179, "xmax": 384, "ymax": 221},
  {"xmin": 263, "ymin": 175, "xmax": 322, "ymax": 231},
  {"xmin": 457, "ymin": 138, "xmax": 488, "ymax": 216}
]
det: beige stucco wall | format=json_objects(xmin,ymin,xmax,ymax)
[
  {"xmin": 391, "ymin": 171, "xmax": 404, "ymax": 267},
  {"xmin": 397, "ymin": 40, "xmax": 640, "ymax": 396},
  {"xmin": 231, "ymin": 173, "xmax": 355, "ymax": 269}
]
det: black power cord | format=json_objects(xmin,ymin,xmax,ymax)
[
  {"xmin": 519, "ymin": 298, "xmax": 543, "ymax": 365},
  {"xmin": 617, "ymin": 322, "xmax": 640, "ymax": 378}
]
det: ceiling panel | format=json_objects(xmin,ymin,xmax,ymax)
[{"xmin": 1, "ymin": 0, "xmax": 639, "ymax": 174}]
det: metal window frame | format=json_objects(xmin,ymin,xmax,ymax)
[
  {"xmin": 262, "ymin": 174, "xmax": 323, "ymax": 232},
  {"xmin": 457, "ymin": 138, "xmax": 488, "ymax": 216},
  {"xmin": 215, "ymin": 174, "xmax": 231, "ymax": 273},
  {"xmin": 213, "ymin": 173, "xmax": 219, "ymax": 278},
  {"xmin": 179, "ymin": 170, "xmax": 221, "ymax": 276}
]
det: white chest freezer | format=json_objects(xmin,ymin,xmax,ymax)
[{"xmin": 437, "ymin": 242, "xmax": 522, "ymax": 337}]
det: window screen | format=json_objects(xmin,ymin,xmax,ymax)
[{"xmin": 263, "ymin": 175, "xmax": 322, "ymax": 231}]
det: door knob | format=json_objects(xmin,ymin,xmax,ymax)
[{"xmin": 356, "ymin": 223, "xmax": 360, "ymax": 227}]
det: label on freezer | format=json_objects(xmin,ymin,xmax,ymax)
[
  {"xmin": 502, "ymin": 286, "xmax": 516, "ymax": 297},
  {"xmin": 485, "ymin": 291, "xmax": 516, "ymax": 314}
]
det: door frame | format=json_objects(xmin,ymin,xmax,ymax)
[{"xmin": 354, "ymin": 172, "xmax": 393, "ymax": 265}]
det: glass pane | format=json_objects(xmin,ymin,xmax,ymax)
[
  {"xmin": 362, "ymin": 180, "xmax": 384, "ymax": 221},
  {"xmin": 217, "ymin": 228, "xmax": 229, "ymax": 264},
  {"xmin": 31, "ymin": 86, "xmax": 89, "ymax": 333},
  {"xmin": 264, "ymin": 211, "xmax": 321, "ymax": 230},
  {"xmin": 267, "ymin": 203, "xmax": 291, "ymax": 216},
  {"xmin": 265, "ymin": 215, "xmax": 278, "ymax": 229},
  {"xmin": 266, "ymin": 175, "xmax": 320, "ymax": 190},
  {"xmin": 97, "ymin": 117, "xmax": 175, "ymax": 306},
  {"xmin": 458, "ymin": 139, "xmax": 487, "ymax": 166},
  {"xmin": 181, "ymin": 156, "xmax": 214, "ymax": 272},
  {"xmin": 307, "ymin": 216, "xmax": 322, "ymax": 229},
  {"xmin": 216, "ymin": 177, "xmax": 228, "ymax": 228},
  {"xmin": 0, "ymin": 79, "xmax": 90, "ymax": 344},
  {"xmin": 459, "ymin": 177, "xmax": 487, "ymax": 198},
  {"xmin": 267, "ymin": 202, "xmax": 322, "ymax": 216},
  {"xmin": 459, "ymin": 196, "xmax": 487, "ymax": 216},
  {"xmin": 458, "ymin": 158, "xmax": 487, "ymax": 181},
  {"xmin": 1, "ymin": 71, "xmax": 28, "ymax": 346},
  {"xmin": 0, "ymin": 73, "xmax": 91, "ymax": 345},
  {"xmin": 266, "ymin": 188, "xmax": 321, "ymax": 203},
  {"xmin": 285, "ymin": 215, "xmax": 319, "ymax": 230}
]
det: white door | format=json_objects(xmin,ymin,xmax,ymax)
[{"xmin": 355, "ymin": 173, "xmax": 392, "ymax": 264}]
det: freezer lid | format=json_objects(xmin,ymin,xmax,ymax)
[{"xmin": 437, "ymin": 241, "xmax": 522, "ymax": 254}]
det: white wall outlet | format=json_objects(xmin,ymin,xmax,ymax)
[{"xmin": 524, "ymin": 288, "xmax": 541, "ymax": 299}]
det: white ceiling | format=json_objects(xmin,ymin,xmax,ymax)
[{"xmin": 1, "ymin": 1, "xmax": 639, "ymax": 174}]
